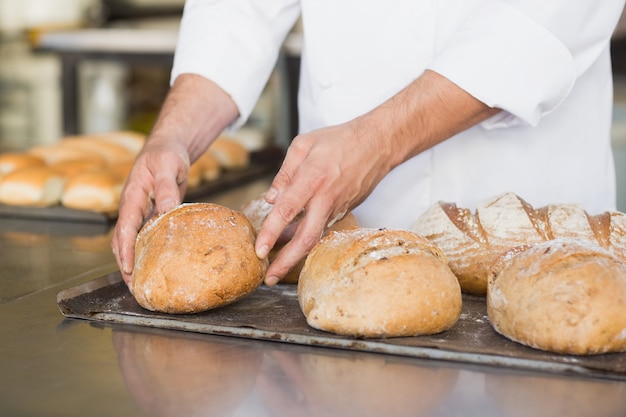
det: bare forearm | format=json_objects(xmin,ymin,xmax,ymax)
[
  {"xmin": 354, "ymin": 69, "xmax": 501, "ymax": 169},
  {"xmin": 150, "ymin": 73, "xmax": 240, "ymax": 161}
]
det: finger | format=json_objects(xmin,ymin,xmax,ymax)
[
  {"xmin": 113, "ymin": 183, "xmax": 154, "ymax": 286},
  {"xmin": 256, "ymin": 162, "xmax": 326, "ymax": 260},
  {"xmin": 256, "ymin": 194, "xmax": 305, "ymax": 260},
  {"xmin": 264, "ymin": 137, "xmax": 309, "ymax": 204},
  {"xmin": 152, "ymin": 159, "xmax": 186, "ymax": 214},
  {"xmin": 264, "ymin": 202, "xmax": 329, "ymax": 285}
]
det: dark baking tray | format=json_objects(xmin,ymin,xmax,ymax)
[
  {"xmin": 0, "ymin": 147, "xmax": 283, "ymax": 224},
  {"xmin": 56, "ymin": 271, "xmax": 626, "ymax": 381}
]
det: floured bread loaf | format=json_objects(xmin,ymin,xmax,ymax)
[
  {"xmin": 132, "ymin": 203, "xmax": 267, "ymax": 314},
  {"xmin": 487, "ymin": 239, "xmax": 626, "ymax": 355},
  {"xmin": 0, "ymin": 166, "xmax": 65, "ymax": 207},
  {"xmin": 412, "ymin": 192, "xmax": 626, "ymax": 295},
  {"xmin": 298, "ymin": 228, "xmax": 462, "ymax": 337},
  {"xmin": 240, "ymin": 195, "xmax": 359, "ymax": 283}
]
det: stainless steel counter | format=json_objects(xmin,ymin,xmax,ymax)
[{"xmin": 1, "ymin": 177, "xmax": 626, "ymax": 417}]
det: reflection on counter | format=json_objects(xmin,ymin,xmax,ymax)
[
  {"xmin": 111, "ymin": 326, "xmax": 461, "ymax": 417},
  {"xmin": 257, "ymin": 348, "xmax": 459, "ymax": 417},
  {"xmin": 112, "ymin": 328, "xmax": 264, "ymax": 417},
  {"xmin": 485, "ymin": 369, "xmax": 626, "ymax": 417}
]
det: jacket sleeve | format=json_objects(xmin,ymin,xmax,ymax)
[
  {"xmin": 427, "ymin": 0, "xmax": 626, "ymax": 128},
  {"xmin": 171, "ymin": 0, "xmax": 301, "ymax": 128}
]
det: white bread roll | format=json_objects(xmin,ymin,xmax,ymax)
[
  {"xmin": 196, "ymin": 149, "xmax": 221, "ymax": 182},
  {"xmin": 412, "ymin": 192, "xmax": 626, "ymax": 295},
  {"xmin": 61, "ymin": 170, "xmax": 123, "ymax": 213},
  {"xmin": 208, "ymin": 137, "xmax": 250, "ymax": 170},
  {"xmin": 0, "ymin": 166, "xmax": 65, "ymax": 207},
  {"xmin": 298, "ymin": 228, "xmax": 462, "ymax": 337},
  {"xmin": 50, "ymin": 158, "xmax": 107, "ymax": 177},
  {"xmin": 57, "ymin": 136, "xmax": 135, "ymax": 164},
  {"xmin": 96, "ymin": 130, "xmax": 146, "ymax": 154},
  {"xmin": 487, "ymin": 239, "xmax": 626, "ymax": 355},
  {"xmin": 132, "ymin": 203, "xmax": 268, "ymax": 314},
  {"xmin": 27, "ymin": 144, "xmax": 107, "ymax": 165},
  {"xmin": 0, "ymin": 153, "xmax": 45, "ymax": 175}
]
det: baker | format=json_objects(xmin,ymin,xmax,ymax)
[{"xmin": 112, "ymin": 0, "xmax": 625, "ymax": 286}]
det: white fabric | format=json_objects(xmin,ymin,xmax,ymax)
[{"xmin": 172, "ymin": 0, "xmax": 625, "ymax": 229}]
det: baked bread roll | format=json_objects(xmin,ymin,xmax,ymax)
[
  {"xmin": 0, "ymin": 153, "xmax": 45, "ymax": 175},
  {"xmin": 240, "ymin": 195, "xmax": 359, "ymax": 283},
  {"xmin": 298, "ymin": 228, "xmax": 462, "ymax": 337},
  {"xmin": 208, "ymin": 137, "xmax": 249, "ymax": 170},
  {"xmin": 27, "ymin": 144, "xmax": 107, "ymax": 165},
  {"xmin": 57, "ymin": 136, "xmax": 135, "ymax": 164},
  {"xmin": 61, "ymin": 170, "xmax": 123, "ymax": 213},
  {"xmin": 196, "ymin": 150, "xmax": 221, "ymax": 182},
  {"xmin": 96, "ymin": 130, "xmax": 146, "ymax": 154},
  {"xmin": 50, "ymin": 158, "xmax": 106, "ymax": 177},
  {"xmin": 412, "ymin": 192, "xmax": 626, "ymax": 295},
  {"xmin": 132, "ymin": 203, "xmax": 267, "ymax": 314},
  {"xmin": 0, "ymin": 166, "xmax": 65, "ymax": 207},
  {"xmin": 487, "ymin": 239, "xmax": 626, "ymax": 355}
]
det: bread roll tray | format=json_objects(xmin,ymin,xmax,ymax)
[
  {"xmin": 56, "ymin": 271, "xmax": 626, "ymax": 381},
  {"xmin": 0, "ymin": 148, "xmax": 282, "ymax": 224}
]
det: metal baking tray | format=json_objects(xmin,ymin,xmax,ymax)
[
  {"xmin": 56, "ymin": 271, "xmax": 626, "ymax": 381},
  {"xmin": 0, "ymin": 148, "xmax": 282, "ymax": 224}
]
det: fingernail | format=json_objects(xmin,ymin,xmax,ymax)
[
  {"xmin": 265, "ymin": 275, "xmax": 279, "ymax": 286},
  {"xmin": 257, "ymin": 244, "xmax": 269, "ymax": 259},
  {"xmin": 265, "ymin": 187, "xmax": 278, "ymax": 202}
]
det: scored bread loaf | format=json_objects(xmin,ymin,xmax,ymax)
[
  {"xmin": 487, "ymin": 239, "xmax": 626, "ymax": 355},
  {"xmin": 411, "ymin": 192, "xmax": 626, "ymax": 295},
  {"xmin": 298, "ymin": 227, "xmax": 462, "ymax": 337},
  {"xmin": 132, "ymin": 203, "xmax": 267, "ymax": 314}
]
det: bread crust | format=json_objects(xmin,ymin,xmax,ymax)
[
  {"xmin": 413, "ymin": 192, "xmax": 626, "ymax": 295},
  {"xmin": 487, "ymin": 239, "xmax": 626, "ymax": 355},
  {"xmin": 298, "ymin": 228, "xmax": 462, "ymax": 337},
  {"xmin": 132, "ymin": 203, "xmax": 267, "ymax": 314}
]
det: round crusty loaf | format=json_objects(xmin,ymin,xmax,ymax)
[
  {"xmin": 240, "ymin": 195, "xmax": 359, "ymax": 284},
  {"xmin": 487, "ymin": 238, "xmax": 626, "ymax": 355},
  {"xmin": 298, "ymin": 228, "xmax": 462, "ymax": 337},
  {"xmin": 412, "ymin": 192, "xmax": 626, "ymax": 295},
  {"xmin": 132, "ymin": 202, "xmax": 267, "ymax": 314}
]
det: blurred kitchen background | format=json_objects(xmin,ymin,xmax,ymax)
[
  {"xmin": 1, "ymin": 0, "xmax": 626, "ymax": 209},
  {"xmin": 0, "ymin": 0, "xmax": 301, "ymax": 152}
]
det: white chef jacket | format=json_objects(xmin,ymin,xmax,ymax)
[{"xmin": 172, "ymin": 0, "xmax": 626, "ymax": 229}]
